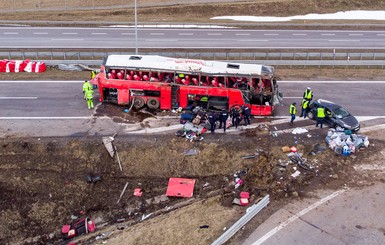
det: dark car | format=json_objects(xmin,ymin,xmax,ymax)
[{"xmin": 307, "ymin": 99, "xmax": 360, "ymax": 132}]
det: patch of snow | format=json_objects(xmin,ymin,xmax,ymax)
[{"xmin": 211, "ymin": 10, "xmax": 385, "ymax": 22}]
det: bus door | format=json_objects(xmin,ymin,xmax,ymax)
[
  {"xmin": 117, "ymin": 88, "xmax": 129, "ymax": 105},
  {"xmin": 160, "ymin": 85, "xmax": 172, "ymax": 110}
]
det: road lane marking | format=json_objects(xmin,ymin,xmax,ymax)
[
  {"xmin": 33, "ymin": 32, "xmax": 48, "ymax": 35},
  {"xmin": 278, "ymin": 80, "xmax": 385, "ymax": 83},
  {"xmin": 207, "ymin": 33, "xmax": 222, "ymax": 36},
  {"xmin": 292, "ymin": 33, "xmax": 307, "ymax": 36},
  {"xmin": 144, "ymin": 39, "xmax": 178, "ymax": 42},
  {"xmin": 0, "ymin": 117, "xmax": 90, "ymax": 120},
  {"xmin": 237, "ymin": 39, "xmax": 269, "ymax": 42},
  {"xmin": 264, "ymin": 34, "xmax": 278, "ymax": 36},
  {"xmin": 235, "ymin": 33, "xmax": 251, "ymax": 36},
  {"xmin": 321, "ymin": 33, "xmax": 335, "ymax": 36},
  {"xmin": 0, "ymin": 97, "xmax": 37, "ymax": 99},
  {"xmin": 121, "ymin": 33, "xmax": 135, "ymax": 35},
  {"xmin": 62, "ymin": 32, "xmax": 78, "ymax": 35},
  {"xmin": 0, "ymin": 80, "xmax": 84, "ymax": 83},
  {"xmin": 251, "ymin": 189, "xmax": 347, "ymax": 245},
  {"xmin": 91, "ymin": 32, "xmax": 107, "ymax": 35},
  {"xmin": 178, "ymin": 33, "xmax": 194, "ymax": 35},
  {"xmin": 150, "ymin": 33, "xmax": 165, "ymax": 35},
  {"xmin": 3, "ymin": 32, "xmax": 19, "ymax": 35},
  {"xmin": 328, "ymin": 39, "xmax": 360, "ymax": 42},
  {"xmin": 349, "ymin": 33, "xmax": 363, "ymax": 36},
  {"xmin": 51, "ymin": 39, "xmax": 84, "ymax": 41}
]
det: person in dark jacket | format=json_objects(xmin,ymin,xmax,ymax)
[
  {"xmin": 231, "ymin": 107, "xmax": 241, "ymax": 129},
  {"xmin": 218, "ymin": 109, "xmax": 229, "ymax": 132},
  {"xmin": 208, "ymin": 111, "xmax": 216, "ymax": 133},
  {"xmin": 241, "ymin": 105, "xmax": 251, "ymax": 126}
]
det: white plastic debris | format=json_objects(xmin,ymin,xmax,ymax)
[
  {"xmin": 291, "ymin": 170, "xmax": 301, "ymax": 178},
  {"xmin": 292, "ymin": 127, "xmax": 308, "ymax": 134}
]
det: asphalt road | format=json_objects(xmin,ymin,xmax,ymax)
[
  {"xmin": 2, "ymin": 27, "xmax": 385, "ymax": 49},
  {"xmin": 243, "ymin": 183, "xmax": 385, "ymax": 245},
  {"xmin": 1, "ymin": 80, "xmax": 385, "ymax": 119}
]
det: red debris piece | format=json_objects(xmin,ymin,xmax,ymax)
[
  {"xmin": 134, "ymin": 188, "xmax": 143, "ymax": 197},
  {"xmin": 290, "ymin": 146, "xmax": 298, "ymax": 153},
  {"xmin": 166, "ymin": 178, "xmax": 195, "ymax": 198},
  {"xmin": 240, "ymin": 192, "xmax": 250, "ymax": 206}
]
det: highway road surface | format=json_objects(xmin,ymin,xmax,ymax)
[
  {"xmin": 1, "ymin": 79, "xmax": 385, "ymax": 137},
  {"xmin": 2, "ymin": 27, "xmax": 385, "ymax": 49}
]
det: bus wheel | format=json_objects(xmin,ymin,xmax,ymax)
[
  {"xmin": 133, "ymin": 97, "xmax": 145, "ymax": 109},
  {"xmin": 147, "ymin": 98, "xmax": 160, "ymax": 109}
]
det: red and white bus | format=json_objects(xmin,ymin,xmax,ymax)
[{"xmin": 91, "ymin": 55, "xmax": 281, "ymax": 116}]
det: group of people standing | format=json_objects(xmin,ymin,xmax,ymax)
[
  {"xmin": 208, "ymin": 105, "xmax": 251, "ymax": 133},
  {"xmin": 289, "ymin": 87, "xmax": 326, "ymax": 128}
]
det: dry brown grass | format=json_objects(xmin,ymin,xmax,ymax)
[{"xmin": 1, "ymin": 0, "xmax": 385, "ymax": 24}]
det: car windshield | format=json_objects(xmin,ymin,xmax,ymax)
[{"xmin": 332, "ymin": 107, "xmax": 350, "ymax": 119}]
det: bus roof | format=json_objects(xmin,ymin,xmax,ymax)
[{"xmin": 104, "ymin": 55, "xmax": 274, "ymax": 76}]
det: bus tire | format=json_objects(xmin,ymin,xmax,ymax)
[
  {"xmin": 133, "ymin": 97, "xmax": 145, "ymax": 109},
  {"xmin": 147, "ymin": 98, "xmax": 160, "ymax": 109}
]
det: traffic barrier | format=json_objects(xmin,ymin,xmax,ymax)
[{"xmin": 0, "ymin": 59, "xmax": 46, "ymax": 73}]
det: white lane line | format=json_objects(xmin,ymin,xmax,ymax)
[
  {"xmin": 321, "ymin": 33, "xmax": 335, "ymax": 36},
  {"xmin": 264, "ymin": 34, "xmax": 278, "ymax": 36},
  {"xmin": 91, "ymin": 32, "xmax": 107, "ymax": 35},
  {"xmin": 121, "ymin": 33, "xmax": 135, "ymax": 35},
  {"xmin": 237, "ymin": 39, "xmax": 268, "ymax": 42},
  {"xmin": 349, "ymin": 33, "xmax": 363, "ymax": 36},
  {"xmin": 278, "ymin": 80, "xmax": 385, "ymax": 83},
  {"xmin": 150, "ymin": 33, "xmax": 165, "ymax": 35},
  {"xmin": 62, "ymin": 32, "xmax": 78, "ymax": 35},
  {"xmin": 235, "ymin": 33, "xmax": 251, "ymax": 36},
  {"xmin": 0, "ymin": 117, "xmax": 90, "ymax": 120},
  {"xmin": 178, "ymin": 33, "xmax": 194, "ymax": 36},
  {"xmin": 144, "ymin": 39, "xmax": 178, "ymax": 42},
  {"xmin": 292, "ymin": 34, "xmax": 307, "ymax": 36},
  {"xmin": 3, "ymin": 32, "xmax": 19, "ymax": 35},
  {"xmin": 0, "ymin": 80, "xmax": 83, "ymax": 83},
  {"xmin": 33, "ymin": 32, "xmax": 48, "ymax": 35},
  {"xmin": 51, "ymin": 39, "xmax": 84, "ymax": 41},
  {"xmin": 251, "ymin": 189, "xmax": 347, "ymax": 245},
  {"xmin": 328, "ymin": 39, "xmax": 360, "ymax": 42},
  {"xmin": 0, "ymin": 97, "xmax": 37, "ymax": 100},
  {"xmin": 207, "ymin": 33, "xmax": 222, "ymax": 36}
]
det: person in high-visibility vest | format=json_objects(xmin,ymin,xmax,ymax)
[
  {"xmin": 303, "ymin": 87, "xmax": 313, "ymax": 101},
  {"xmin": 91, "ymin": 70, "xmax": 97, "ymax": 79},
  {"xmin": 300, "ymin": 99, "xmax": 310, "ymax": 118},
  {"xmin": 83, "ymin": 80, "xmax": 92, "ymax": 96},
  {"xmin": 316, "ymin": 106, "xmax": 325, "ymax": 128},
  {"xmin": 85, "ymin": 87, "xmax": 94, "ymax": 110},
  {"xmin": 289, "ymin": 102, "xmax": 297, "ymax": 125}
]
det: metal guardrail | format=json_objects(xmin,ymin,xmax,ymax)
[
  {"xmin": 2, "ymin": 52, "xmax": 385, "ymax": 68},
  {"xmin": 211, "ymin": 195, "xmax": 270, "ymax": 245},
  {"xmin": 1, "ymin": 51, "xmax": 385, "ymax": 60},
  {"xmin": 39, "ymin": 59, "xmax": 385, "ymax": 68}
]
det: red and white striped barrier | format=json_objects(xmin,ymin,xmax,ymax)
[{"xmin": 0, "ymin": 59, "xmax": 47, "ymax": 73}]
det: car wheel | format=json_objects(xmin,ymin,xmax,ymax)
[{"xmin": 307, "ymin": 111, "xmax": 315, "ymax": 119}]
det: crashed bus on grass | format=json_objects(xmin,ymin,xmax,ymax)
[{"xmin": 91, "ymin": 55, "xmax": 281, "ymax": 116}]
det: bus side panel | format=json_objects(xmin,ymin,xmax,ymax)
[
  {"xmin": 250, "ymin": 105, "xmax": 273, "ymax": 116},
  {"xmin": 160, "ymin": 86, "xmax": 172, "ymax": 110},
  {"xmin": 117, "ymin": 89, "xmax": 129, "ymax": 105},
  {"xmin": 178, "ymin": 87, "xmax": 189, "ymax": 108},
  {"xmin": 227, "ymin": 90, "xmax": 244, "ymax": 108}
]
